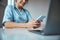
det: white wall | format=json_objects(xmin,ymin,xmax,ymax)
[
  {"xmin": 8, "ymin": 0, "xmax": 50, "ymax": 29},
  {"xmin": 25, "ymin": 0, "xmax": 50, "ymax": 18}
]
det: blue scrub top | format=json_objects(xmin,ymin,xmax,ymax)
[{"xmin": 2, "ymin": 5, "xmax": 32, "ymax": 26}]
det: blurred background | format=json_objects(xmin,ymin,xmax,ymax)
[{"xmin": 0, "ymin": 0, "xmax": 7, "ymax": 27}]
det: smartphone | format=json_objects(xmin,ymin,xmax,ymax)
[{"xmin": 36, "ymin": 15, "xmax": 46, "ymax": 21}]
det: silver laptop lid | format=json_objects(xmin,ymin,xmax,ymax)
[{"xmin": 43, "ymin": 0, "xmax": 60, "ymax": 35}]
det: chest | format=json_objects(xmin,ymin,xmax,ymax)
[{"xmin": 12, "ymin": 10, "xmax": 28, "ymax": 23}]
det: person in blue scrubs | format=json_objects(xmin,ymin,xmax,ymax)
[{"xmin": 2, "ymin": 0, "xmax": 41, "ymax": 28}]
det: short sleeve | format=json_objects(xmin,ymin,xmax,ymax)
[{"xmin": 2, "ymin": 5, "xmax": 13, "ymax": 26}]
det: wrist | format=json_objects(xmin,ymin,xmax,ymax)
[{"xmin": 25, "ymin": 23, "xmax": 29, "ymax": 28}]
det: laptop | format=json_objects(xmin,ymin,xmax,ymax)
[{"xmin": 28, "ymin": 0, "xmax": 60, "ymax": 35}]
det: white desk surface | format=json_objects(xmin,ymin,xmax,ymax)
[{"xmin": 0, "ymin": 28, "xmax": 60, "ymax": 40}]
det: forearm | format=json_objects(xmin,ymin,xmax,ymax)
[{"xmin": 5, "ymin": 22, "xmax": 28, "ymax": 28}]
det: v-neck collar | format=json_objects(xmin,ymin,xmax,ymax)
[{"xmin": 14, "ymin": 4, "xmax": 24, "ymax": 12}]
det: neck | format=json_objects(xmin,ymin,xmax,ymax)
[
  {"xmin": 15, "ymin": 3, "xmax": 23, "ymax": 11},
  {"xmin": 18, "ymin": 7, "xmax": 23, "ymax": 11}
]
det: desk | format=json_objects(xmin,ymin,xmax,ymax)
[{"xmin": 0, "ymin": 28, "xmax": 60, "ymax": 40}]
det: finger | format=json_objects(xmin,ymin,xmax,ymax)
[
  {"xmin": 35, "ymin": 22, "xmax": 41, "ymax": 25},
  {"xmin": 33, "ymin": 25, "xmax": 38, "ymax": 27},
  {"xmin": 33, "ymin": 25, "xmax": 39, "ymax": 29}
]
